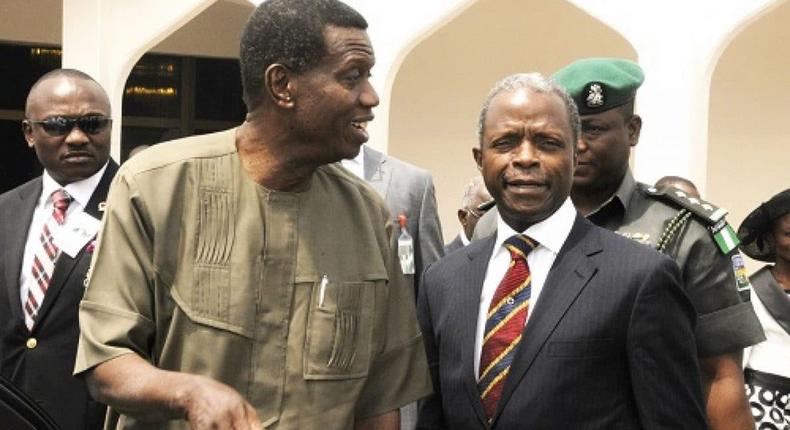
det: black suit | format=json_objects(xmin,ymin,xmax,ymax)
[
  {"xmin": 0, "ymin": 162, "xmax": 117, "ymax": 430},
  {"xmin": 417, "ymin": 215, "xmax": 707, "ymax": 429}
]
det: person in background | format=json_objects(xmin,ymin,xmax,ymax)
[
  {"xmin": 445, "ymin": 176, "xmax": 491, "ymax": 254},
  {"xmin": 73, "ymin": 1, "xmax": 431, "ymax": 429},
  {"xmin": 737, "ymin": 188, "xmax": 790, "ymax": 428},
  {"xmin": 555, "ymin": 58, "xmax": 763, "ymax": 430},
  {"xmin": 655, "ymin": 175, "xmax": 701, "ymax": 199},
  {"xmin": 417, "ymin": 72, "xmax": 706, "ymax": 429},
  {"xmin": 0, "ymin": 68, "xmax": 116, "ymax": 430},
  {"xmin": 341, "ymin": 144, "xmax": 443, "ymax": 430},
  {"xmin": 341, "ymin": 144, "xmax": 444, "ymax": 293},
  {"xmin": 127, "ymin": 144, "xmax": 150, "ymax": 159}
]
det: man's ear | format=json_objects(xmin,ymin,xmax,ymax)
[
  {"xmin": 627, "ymin": 114, "xmax": 642, "ymax": 148},
  {"xmin": 458, "ymin": 208, "xmax": 468, "ymax": 227},
  {"xmin": 473, "ymin": 146, "xmax": 483, "ymax": 171},
  {"xmin": 22, "ymin": 120, "xmax": 35, "ymax": 148},
  {"xmin": 264, "ymin": 63, "xmax": 294, "ymax": 108}
]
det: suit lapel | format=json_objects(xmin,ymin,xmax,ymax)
[
  {"xmin": 495, "ymin": 216, "xmax": 601, "ymax": 421},
  {"xmin": 2, "ymin": 179, "xmax": 42, "ymax": 324},
  {"xmin": 363, "ymin": 146, "xmax": 391, "ymax": 198},
  {"xmin": 33, "ymin": 162, "xmax": 117, "ymax": 331},
  {"xmin": 751, "ymin": 267, "xmax": 790, "ymax": 336},
  {"xmin": 458, "ymin": 235, "xmax": 496, "ymax": 427}
]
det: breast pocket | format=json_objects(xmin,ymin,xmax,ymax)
[
  {"xmin": 303, "ymin": 277, "xmax": 380, "ymax": 380},
  {"xmin": 169, "ymin": 189, "xmax": 257, "ymax": 338}
]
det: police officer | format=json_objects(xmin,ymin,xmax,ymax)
[{"xmin": 556, "ymin": 57, "xmax": 764, "ymax": 430}]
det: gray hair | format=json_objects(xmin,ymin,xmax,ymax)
[
  {"xmin": 461, "ymin": 176, "xmax": 486, "ymax": 208},
  {"xmin": 476, "ymin": 72, "xmax": 580, "ymax": 146}
]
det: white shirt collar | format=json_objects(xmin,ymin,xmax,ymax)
[
  {"xmin": 493, "ymin": 197, "xmax": 577, "ymax": 256},
  {"xmin": 41, "ymin": 162, "xmax": 108, "ymax": 209},
  {"xmin": 460, "ymin": 230, "xmax": 471, "ymax": 246},
  {"xmin": 340, "ymin": 147, "xmax": 365, "ymax": 179}
]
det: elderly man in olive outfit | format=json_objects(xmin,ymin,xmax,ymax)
[
  {"xmin": 73, "ymin": 1, "xmax": 431, "ymax": 429},
  {"xmin": 556, "ymin": 58, "xmax": 764, "ymax": 430}
]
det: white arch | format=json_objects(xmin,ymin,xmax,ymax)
[
  {"xmin": 565, "ymin": 0, "xmax": 786, "ymax": 194},
  {"xmin": 62, "ymin": 0, "xmax": 217, "ymax": 160}
]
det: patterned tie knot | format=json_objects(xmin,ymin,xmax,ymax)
[
  {"xmin": 50, "ymin": 189, "xmax": 72, "ymax": 225},
  {"xmin": 503, "ymin": 234, "xmax": 537, "ymax": 261}
]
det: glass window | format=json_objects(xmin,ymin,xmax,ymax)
[
  {"xmin": 0, "ymin": 44, "xmax": 61, "ymax": 110},
  {"xmin": 123, "ymin": 55, "xmax": 182, "ymax": 118},
  {"xmin": 0, "ymin": 119, "xmax": 42, "ymax": 193},
  {"xmin": 194, "ymin": 57, "xmax": 246, "ymax": 122}
]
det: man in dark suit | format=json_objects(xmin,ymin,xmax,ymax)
[
  {"xmin": 0, "ymin": 69, "xmax": 116, "ymax": 429},
  {"xmin": 445, "ymin": 176, "xmax": 491, "ymax": 254},
  {"xmin": 416, "ymin": 73, "xmax": 707, "ymax": 429}
]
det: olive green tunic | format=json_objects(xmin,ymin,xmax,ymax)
[
  {"xmin": 75, "ymin": 129, "xmax": 431, "ymax": 429},
  {"xmin": 586, "ymin": 170, "xmax": 764, "ymax": 357}
]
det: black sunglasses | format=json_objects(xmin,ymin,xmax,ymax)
[{"xmin": 27, "ymin": 115, "xmax": 112, "ymax": 136}]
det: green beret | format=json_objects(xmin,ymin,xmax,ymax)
[{"xmin": 552, "ymin": 58, "xmax": 644, "ymax": 115}]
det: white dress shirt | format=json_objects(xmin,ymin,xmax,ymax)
[
  {"xmin": 460, "ymin": 230, "xmax": 471, "ymax": 246},
  {"xmin": 744, "ymin": 287, "xmax": 790, "ymax": 379},
  {"xmin": 340, "ymin": 148, "xmax": 365, "ymax": 179},
  {"xmin": 19, "ymin": 163, "xmax": 108, "ymax": 306},
  {"xmin": 473, "ymin": 198, "xmax": 576, "ymax": 375}
]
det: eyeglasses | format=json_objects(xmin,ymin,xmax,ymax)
[
  {"xmin": 465, "ymin": 199, "xmax": 496, "ymax": 219},
  {"xmin": 27, "ymin": 115, "xmax": 112, "ymax": 136}
]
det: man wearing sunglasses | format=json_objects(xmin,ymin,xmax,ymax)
[{"xmin": 0, "ymin": 68, "xmax": 116, "ymax": 430}]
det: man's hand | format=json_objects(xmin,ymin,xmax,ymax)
[
  {"xmin": 86, "ymin": 353, "xmax": 262, "ymax": 429},
  {"xmin": 700, "ymin": 352, "xmax": 755, "ymax": 430},
  {"xmin": 179, "ymin": 374, "xmax": 262, "ymax": 430}
]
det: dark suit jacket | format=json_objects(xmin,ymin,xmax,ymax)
[
  {"xmin": 443, "ymin": 234, "xmax": 465, "ymax": 255},
  {"xmin": 417, "ymin": 215, "xmax": 707, "ymax": 429},
  {"xmin": 363, "ymin": 146, "xmax": 444, "ymax": 292},
  {"xmin": 0, "ymin": 161, "xmax": 117, "ymax": 430}
]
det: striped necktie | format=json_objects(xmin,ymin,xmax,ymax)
[
  {"xmin": 478, "ymin": 233, "xmax": 537, "ymax": 421},
  {"xmin": 23, "ymin": 189, "xmax": 71, "ymax": 330}
]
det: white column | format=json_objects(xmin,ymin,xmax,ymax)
[{"xmin": 62, "ymin": 0, "xmax": 217, "ymax": 160}]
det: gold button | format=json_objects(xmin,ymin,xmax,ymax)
[{"xmin": 26, "ymin": 338, "xmax": 37, "ymax": 349}]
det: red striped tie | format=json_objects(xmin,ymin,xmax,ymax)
[
  {"xmin": 23, "ymin": 189, "xmax": 71, "ymax": 330},
  {"xmin": 478, "ymin": 234, "xmax": 537, "ymax": 421}
]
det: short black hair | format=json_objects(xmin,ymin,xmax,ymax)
[{"xmin": 239, "ymin": 0, "xmax": 368, "ymax": 109}]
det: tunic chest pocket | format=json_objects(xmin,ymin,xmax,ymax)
[
  {"xmin": 303, "ymin": 277, "xmax": 379, "ymax": 380},
  {"xmin": 170, "ymin": 189, "xmax": 257, "ymax": 339}
]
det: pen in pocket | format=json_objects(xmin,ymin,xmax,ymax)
[{"xmin": 318, "ymin": 275, "xmax": 329, "ymax": 307}]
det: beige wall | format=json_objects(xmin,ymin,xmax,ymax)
[
  {"xmin": 708, "ymin": 1, "xmax": 790, "ymax": 270},
  {"xmin": 0, "ymin": 0, "xmax": 61, "ymax": 45},
  {"xmin": 389, "ymin": 0, "xmax": 635, "ymax": 240},
  {"xmin": 152, "ymin": 0, "xmax": 252, "ymax": 58},
  {"xmin": 0, "ymin": 0, "xmax": 250, "ymax": 59}
]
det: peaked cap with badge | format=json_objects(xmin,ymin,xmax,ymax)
[
  {"xmin": 545, "ymin": 56, "xmax": 766, "ymax": 358},
  {"xmin": 552, "ymin": 57, "xmax": 644, "ymax": 115}
]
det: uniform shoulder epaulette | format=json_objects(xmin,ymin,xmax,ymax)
[
  {"xmin": 644, "ymin": 185, "xmax": 727, "ymax": 226},
  {"xmin": 644, "ymin": 185, "xmax": 740, "ymax": 254}
]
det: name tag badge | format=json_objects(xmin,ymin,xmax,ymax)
[{"xmin": 53, "ymin": 212, "xmax": 100, "ymax": 258}]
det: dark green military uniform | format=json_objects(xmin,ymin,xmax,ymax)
[{"xmin": 587, "ymin": 170, "xmax": 764, "ymax": 356}]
